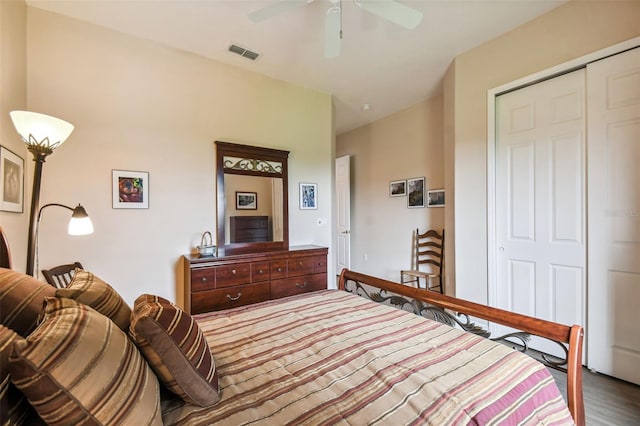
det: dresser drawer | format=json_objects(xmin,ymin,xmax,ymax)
[
  {"xmin": 270, "ymin": 273, "xmax": 327, "ymax": 299},
  {"xmin": 252, "ymin": 261, "xmax": 271, "ymax": 282},
  {"xmin": 191, "ymin": 268, "xmax": 215, "ymax": 292},
  {"xmin": 271, "ymin": 260, "xmax": 287, "ymax": 279},
  {"xmin": 216, "ymin": 264, "xmax": 251, "ymax": 288},
  {"xmin": 191, "ymin": 282, "xmax": 270, "ymax": 314},
  {"xmin": 287, "ymin": 256, "xmax": 316, "ymax": 277},
  {"xmin": 313, "ymin": 256, "xmax": 327, "ymax": 274}
]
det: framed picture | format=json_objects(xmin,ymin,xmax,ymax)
[
  {"xmin": 427, "ymin": 189, "xmax": 445, "ymax": 207},
  {"xmin": 407, "ymin": 177, "xmax": 425, "ymax": 208},
  {"xmin": 299, "ymin": 183, "xmax": 317, "ymax": 210},
  {"xmin": 112, "ymin": 170, "xmax": 149, "ymax": 209},
  {"xmin": 236, "ymin": 191, "xmax": 257, "ymax": 210},
  {"xmin": 0, "ymin": 146, "xmax": 24, "ymax": 213},
  {"xmin": 389, "ymin": 180, "xmax": 406, "ymax": 197}
]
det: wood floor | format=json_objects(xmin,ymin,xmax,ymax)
[{"xmin": 549, "ymin": 367, "xmax": 640, "ymax": 425}]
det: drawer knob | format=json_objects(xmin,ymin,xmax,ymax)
[
  {"xmin": 232, "ymin": 269, "xmax": 236, "ymax": 274},
  {"xmin": 258, "ymin": 269, "xmax": 263, "ymax": 274},
  {"xmin": 226, "ymin": 293, "xmax": 242, "ymax": 301},
  {"xmin": 201, "ymin": 277, "xmax": 208, "ymax": 282},
  {"xmin": 318, "ymin": 262, "xmax": 323, "ymax": 266},
  {"xmin": 296, "ymin": 282, "xmax": 308, "ymax": 289},
  {"xmin": 299, "ymin": 261, "xmax": 303, "ymax": 266},
  {"xmin": 277, "ymin": 267, "xmax": 283, "ymax": 272}
]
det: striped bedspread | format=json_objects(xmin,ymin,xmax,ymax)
[{"xmin": 161, "ymin": 290, "xmax": 574, "ymax": 425}]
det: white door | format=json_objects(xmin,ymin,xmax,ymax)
[
  {"xmin": 335, "ymin": 155, "xmax": 351, "ymax": 275},
  {"xmin": 495, "ymin": 70, "xmax": 586, "ymax": 356},
  {"xmin": 587, "ymin": 47, "xmax": 640, "ymax": 385}
]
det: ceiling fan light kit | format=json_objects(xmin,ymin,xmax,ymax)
[{"xmin": 249, "ymin": 0, "xmax": 423, "ymax": 58}]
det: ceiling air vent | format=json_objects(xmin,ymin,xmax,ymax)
[{"xmin": 228, "ymin": 44, "xmax": 260, "ymax": 61}]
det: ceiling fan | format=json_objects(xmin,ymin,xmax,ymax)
[{"xmin": 248, "ymin": 0, "xmax": 423, "ymax": 58}]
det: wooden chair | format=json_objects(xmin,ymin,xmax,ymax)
[
  {"xmin": 400, "ymin": 229, "xmax": 444, "ymax": 293},
  {"xmin": 42, "ymin": 262, "xmax": 83, "ymax": 289},
  {"xmin": 0, "ymin": 225, "xmax": 11, "ymax": 269}
]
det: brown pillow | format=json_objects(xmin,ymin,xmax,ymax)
[
  {"xmin": 0, "ymin": 268, "xmax": 55, "ymax": 336},
  {"xmin": 0, "ymin": 324, "xmax": 32, "ymax": 425},
  {"xmin": 130, "ymin": 294, "xmax": 220, "ymax": 407},
  {"xmin": 9, "ymin": 297, "xmax": 162, "ymax": 426},
  {"xmin": 56, "ymin": 269, "xmax": 131, "ymax": 331}
]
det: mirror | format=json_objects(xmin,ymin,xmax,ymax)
[{"xmin": 216, "ymin": 141, "xmax": 289, "ymax": 255}]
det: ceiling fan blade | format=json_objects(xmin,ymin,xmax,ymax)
[
  {"xmin": 324, "ymin": 6, "xmax": 341, "ymax": 58},
  {"xmin": 355, "ymin": 0, "xmax": 423, "ymax": 29},
  {"xmin": 248, "ymin": 0, "xmax": 311, "ymax": 22}
]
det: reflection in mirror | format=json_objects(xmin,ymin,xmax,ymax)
[{"xmin": 224, "ymin": 175, "xmax": 284, "ymax": 244}]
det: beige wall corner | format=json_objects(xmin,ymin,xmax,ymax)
[
  {"xmin": 0, "ymin": 0, "xmax": 28, "ymax": 272},
  {"xmin": 443, "ymin": 61, "xmax": 455, "ymax": 296}
]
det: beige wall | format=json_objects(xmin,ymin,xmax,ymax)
[
  {"xmin": 449, "ymin": 0, "xmax": 640, "ymax": 303},
  {"xmin": 23, "ymin": 8, "xmax": 333, "ymax": 304},
  {"xmin": 0, "ymin": 0, "xmax": 28, "ymax": 269},
  {"xmin": 336, "ymin": 95, "xmax": 444, "ymax": 282}
]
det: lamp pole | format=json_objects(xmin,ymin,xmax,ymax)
[
  {"xmin": 25, "ymin": 147, "xmax": 53, "ymax": 276},
  {"xmin": 9, "ymin": 111, "xmax": 76, "ymax": 275}
]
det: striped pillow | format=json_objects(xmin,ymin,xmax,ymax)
[
  {"xmin": 0, "ymin": 325, "xmax": 32, "ymax": 426},
  {"xmin": 8, "ymin": 297, "xmax": 162, "ymax": 426},
  {"xmin": 0, "ymin": 268, "xmax": 55, "ymax": 336},
  {"xmin": 130, "ymin": 294, "xmax": 220, "ymax": 407},
  {"xmin": 56, "ymin": 269, "xmax": 131, "ymax": 331}
]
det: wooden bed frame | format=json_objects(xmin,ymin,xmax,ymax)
[
  {"xmin": 0, "ymin": 225, "xmax": 12, "ymax": 269},
  {"xmin": 338, "ymin": 269, "xmax": 585, "ymax": 426}
]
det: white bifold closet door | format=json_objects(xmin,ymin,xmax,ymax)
[
  {"xmin": 587, "ymin": 47, "xmax": 640, "ymax": 385},
  {"xmin": 495, "ymin": 47, "xmax": 640, "ymax": 384},
  {"xmin": 495, "ymin": 69, "xmax": 587, "ymax": 358}
]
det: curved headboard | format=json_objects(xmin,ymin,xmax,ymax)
[{"xmin": 0, "ymin": 225, "xmax": 12, "ymax": 269}]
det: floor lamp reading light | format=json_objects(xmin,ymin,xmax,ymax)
[
  {"xmin": 9, "ymin": 110, "xmax": 79, "ymax": 276},
  {"xmin": 35, "ymin": 203, "xmax": 94, "ymax": 274}
]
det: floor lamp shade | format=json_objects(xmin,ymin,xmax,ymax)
[{"xmin": 10, "ymin": 111, "xmax": 74, "ymax": 150}]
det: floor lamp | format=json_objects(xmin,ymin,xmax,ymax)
[{"xmin": 9, "ymin": 111, "xmax": 76, "ymax": 276}]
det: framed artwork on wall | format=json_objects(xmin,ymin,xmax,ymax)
[
  {"xmin": 299, "ymin": 183, "xmax": 317, "ymax": 210},
  {"xmin": 389, "ymin": 180, "xmax": 406, "ymax": 197},
  {"xmin": 236, "ymin": 191, "xmax": 257, "ymax": 210},
  {"xmin": 407, "ymin": 177, "xmax": 425, "ymax": 208},
  {"xmin": 112, "ymin": 169, "xmax": 149, "ymax": 209},
  {"xmin": 0, "ymin": 146, "xmax": 24, "ymax": 213},
  {"xmin": 427, "ymin": 189, "xmax": 445, "ymax": 207}
]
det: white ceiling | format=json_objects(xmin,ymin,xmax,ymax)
[{"xmin": 27, "ymin": 0, "xmax": 565, "ymax": 135}]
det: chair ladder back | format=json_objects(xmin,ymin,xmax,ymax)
[
  {"xmin": 402, "ymin": 228, "xmax": 445, "ymax": 293},
  {"xmin": 42, "ymin": 262, "xmax": 83, "ymax": 289}
]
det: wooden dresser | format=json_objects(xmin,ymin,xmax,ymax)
[{"xmin": 182, "ymin": 245, "xmax": 328, "ymax": 314}]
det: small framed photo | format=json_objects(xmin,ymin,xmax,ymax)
[
  {"xmin": 407, "ymin": 177, "xmax": 425, "ymax": 208},
  {"xmin": 0, "ymin": 146, "xmax": 24, "ymax": 213},
  {"xmin": 427, "ymin": 189, "xmax": 445, "ymax": 208},
  {"xmin": 389, "ymin": 180, "xmax": 406, "ymax": 197},
  {"xmin": 112, "ymin": 170, "xmax": 149, "ymax": 209},
  {"xmin": 236, "ymin": 191, "xmax": 257, "ymax": 210},
  {"xmin": 299, "ymin": 183, "xmax": 317, "ymax": 210}
]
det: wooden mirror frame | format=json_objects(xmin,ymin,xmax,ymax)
[{"xmin": 216, "ymin": 141, "xmax": 290, "ymax": 255}]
